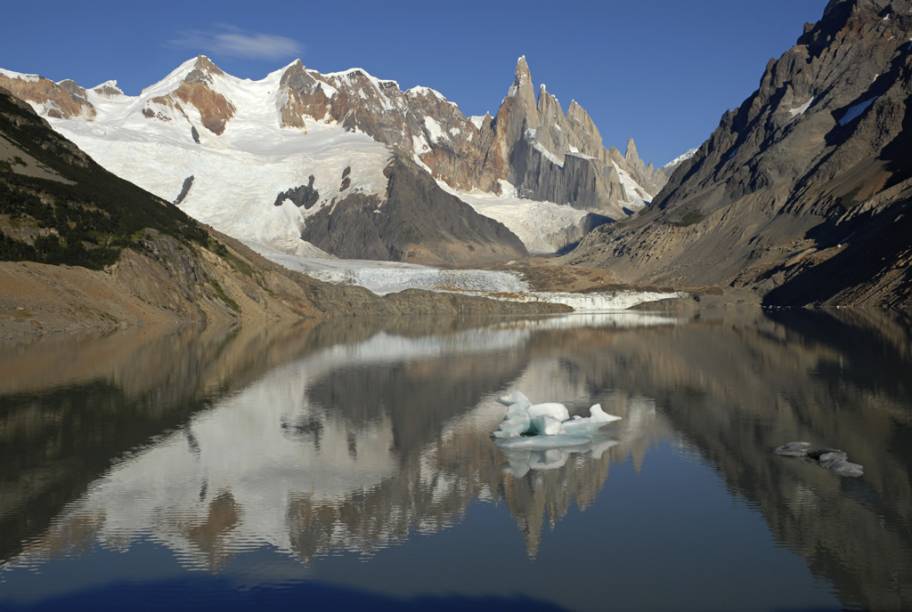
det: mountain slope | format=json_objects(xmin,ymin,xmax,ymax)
[
  {"xmin": 0, "ymin": 88, "xmax": 565, "ymax": 342},
  {"xmin": 569, "ymin": 0, "xmax": 912, "ymax": 310},
  {"xmin": 301, "ymin": 156, "xmax": 526, "ymax": 264},
  {"xmin": 0, "ymin": 55, "xmax": 666, "ymax": 259}
]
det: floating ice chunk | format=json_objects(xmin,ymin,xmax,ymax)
[
  {"xmin": 506, "ymin": 403, "xmax": 529, "ymax": 418},
  {"xmin": 492, "ymin": 412, "xmax": 530, "ymax": 439},
  {"xmin": 527, "ymin": 402, "xmax": 570, "ymax": 423},
  {"xmin": 492, "ymin": 392, "xmax": 621, "ymax": 444},
  {"xmin": 498, "ymin": 390, "xmax": 530, "ymax": 407},
  {"xmin": 559, "ymin": 404, "xmax": 622, "ymax": 436},
  {"xmin": 530, "ymin": 415, "xmax": 563, "ymax": 436}
]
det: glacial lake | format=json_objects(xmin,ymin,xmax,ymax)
[{"xmin": 0, "ymin": 309, "xmax": 910, "ymax": 611}]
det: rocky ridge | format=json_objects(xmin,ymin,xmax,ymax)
[
  {"xmin": 570, "ymin": 0, "xmax": 912, "ymax": 310},
  {"xmin": 0, "ymin": 54, "xmax": 667, "ymax": 262}
]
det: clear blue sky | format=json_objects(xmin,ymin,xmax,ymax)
[{"xmin": 0, "ymin": 0, "xmax": 827, "ymax": 165}]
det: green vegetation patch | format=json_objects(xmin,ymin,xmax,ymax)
[{"xmin": 0, "ymin": 91, "xmax": 211, "ymax": 269}]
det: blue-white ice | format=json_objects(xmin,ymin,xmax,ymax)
[
  {"xmin": 492, "ymin": 391, "xmax": 622, "ymax": 445},
  {"xmin": 247, "ymin": 241, "xmax": 684, "ymax": 310}
]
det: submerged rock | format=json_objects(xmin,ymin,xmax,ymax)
[
  {"xmin": 774, "ymin": 441, "xmax": 811, "ymax": 457},
  {"xmin": 774, "ymin": 441, "xmax": 863, "ymax": 478},
  {"xmin": 828, "ymin": 459, "xmax": 864, "ymax": 478}
]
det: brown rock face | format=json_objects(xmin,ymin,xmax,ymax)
[
  {"xmin": 0, "ymin": 73, "xmax": 95, "ymax": 119},
  {"xmin": 274, "ymin": 62, "xmax": 503, "ymax": 192},
  {"xmin": 481, "ymin": 58, "xmax": 668, "ymax": 215},
  {"xmin": 142, "ymin": 56, "xmax": 235, "ymax": 135},
  {"xmin": 272, "ymin": 55, "xmax": 666, "ymax": 214},
  {"xmin": 172, "ymin": 81, "xmax": 235, "ymax": 135},
  {"xmin": 278, "ymin": 61, "xmax": 332, "ymax": 129},
  {"xmin": 92, "ymin": 81, "xmax": 123, "ymax": 97},
  {"xmin": 570, "ymin": 0, "xmax": 912, "ymax": 311}
]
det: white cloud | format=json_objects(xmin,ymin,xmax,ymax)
[{"xmin": 169, "ymin": 25, "xmax": 302, "ymax": 60}]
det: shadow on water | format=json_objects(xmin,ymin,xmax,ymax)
[
  {"xmin": 7, "ymin": 576, "xmax": 568, "ymax": 612},
  {"xmin": 0, "ymin": 309, "xmax": 910, "ymax": 610}
]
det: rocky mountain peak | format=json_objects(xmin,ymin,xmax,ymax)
[
  {"xmin": 514, "ymin": 55, "xmax": 532, "ymax": 85},
  {"xmin": 92, "ymin": 80, "xmax": 123, "ymax": 96},
  {"xmin": 0, "ymin": 69, "xmax": 95, "ymax": 119},
  {"xmin": 506, "ymin": 55, "xmax": 539, "ymax": 125},
  {"xmin": 183, "ymin": 55, "xmax": 224, "ymax": 85},
  {"xmin": 138, "ymin": 55, "xmax": 235, "ymax": 135},
  {"xmin": 625, "ymin": 138, "xmax": 641, "ymax": 164}
]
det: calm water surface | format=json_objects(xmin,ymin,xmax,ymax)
[{"xmin": 0, "ymin": 310, "xmax": 910, "ymax": 611}]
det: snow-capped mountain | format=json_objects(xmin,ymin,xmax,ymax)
[{"xmin": 0, "ymin": 55, "xmax": 668, "ymax": 260}]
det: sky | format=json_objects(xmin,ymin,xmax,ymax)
[{"xmin": 0, "ymin": 0, "xmax": 828, "ymax": 165}]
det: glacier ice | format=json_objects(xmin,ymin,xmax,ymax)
[
  {"xmin": 527, "ymin": 402, "xmax": 571, "ymax": 423},
  {"xmin": 492, "ymin": 392, "xmax": 622, "ymax": 446},
  {"xmin": 498, "ymin": 390, "xmax": 531, "ymax": 407}
]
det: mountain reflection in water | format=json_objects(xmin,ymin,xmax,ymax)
[{"xmin": 0, "ymin": 309, "xmax": 910, "ymax": 611}]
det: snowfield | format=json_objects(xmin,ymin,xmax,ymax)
[
  {"xmin": 453, "ymin": 191, "xmax": 589, "ymax": 254},
  {"xmin": 43, "ymin": 59, "xmax": 391, "ymax": 257},
  {"xmin": 249, "ymin": 241, "xmax": 529, "ymax": 295},
  {"xmin": 440, "ymin": 180, "xmax": 591, "ymax": 254},
  {"xmin": 612, "ymin": 161, "xmax": 652, "ymax": 211}
]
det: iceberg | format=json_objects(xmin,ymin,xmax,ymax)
[{"xmin": 492, "ymin": 392, "xmax": 622, "ymax": 444}]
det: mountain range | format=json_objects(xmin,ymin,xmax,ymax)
[
  {"xmin": 570, "ymin": 0, "xmax": 912, "ymax": 309},
  {"xmin": 0, "ymin": 54, "xmax": 668, "ymax": 264},
  {"xmin": 0, "ymin": 88, "xmax": 566, "ymax": 343},
  {"xmin": 1, "ymin": 0, "xmax": 910, "ymax": 322}
]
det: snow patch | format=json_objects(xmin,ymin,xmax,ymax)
[
  {"xmin": 469, "ymin": 115, "xmax": 487, "ymax": 129},
  {"xmin": 444, "ymin": 184, "xmax": 588, "ymax": 254},
  {"xmin": 664, "ymin": 147, "xmax": 697, "ymax": 169},
  {"xmin": 412, "ymin": 133, "xmax": 431, "ymax": 154},
  {"xmin": 423, "ymin": 116, "xmax": 446, "ymax": 143},
  {"xmin": 533, "ymin": 142, "xmax": 564, "ymax": 167},
  {"xmin": 406, "ymin": 86, "xmax": 455, "ymax": 107},
  {"xmin": 611, "ymin": 161, "xmax": 651, "ymax": 210},
  {"xmin": 92, "ymin": 79, "xmax": 121, "ymax": 91},
  {"xmin": 0, "ymin": 68, "xmax": 39, "ymax": 82},
  {"xmin": 786, "ymin": 97, "xmax": 814, "ymax": 118}
]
